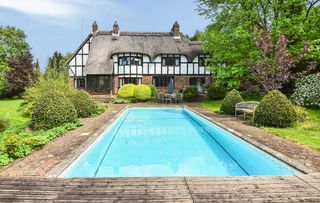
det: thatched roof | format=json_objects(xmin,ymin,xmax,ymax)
[{"xmin": 85, "ymin": 31, "xmax": 204, "ymax": 75}]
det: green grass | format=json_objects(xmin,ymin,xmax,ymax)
[
  {"xmin": 201, "ymin": 100, "xmax": 320, "ymax": 151},
  {"xmin": 201, "ymin": 100, "xmax": 223, "ymax": 113},
  {"xmin": 0, "ymin": 99, "xmax": 30, "ymax": 130},
  {"xmin": 263, "ymin": 109, "xmax": 320, "ymax": 150}
]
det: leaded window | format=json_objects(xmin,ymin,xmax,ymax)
[
  {"xmin": 119, "ymin": 56, "xmax": 142, "ymax": 66},
  {"xmin": 153, "ymin": 76, "xmax": 171, "ymax": 87}
]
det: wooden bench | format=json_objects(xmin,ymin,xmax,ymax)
[{"xmin": 235, "ymin": 101, "xmax": 260, "ymax": 119}]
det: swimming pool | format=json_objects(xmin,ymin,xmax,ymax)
[{"xmin": 61, "ymin": 107, "xmax": 301, "ymax": 177}]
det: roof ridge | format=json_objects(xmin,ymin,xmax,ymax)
[{"xmin": 96, "ymin": 31, "xmax": 184, "ymax": 37}]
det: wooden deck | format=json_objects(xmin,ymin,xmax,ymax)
[{"xmin": 0, "ymin": 174, "xmax": 320, "ymax": 202}]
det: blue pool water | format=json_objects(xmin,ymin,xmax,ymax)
[{"xmin": 61, "ymin": 107, "xmax": 301, "ymax": 177}]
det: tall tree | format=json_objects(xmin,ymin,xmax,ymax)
[
  {"xmin": 6, "ymin": 53, "xmax": 34, "ymax": 97},
  {"xmin": 197, "ymin": 0, "xmax": 320, "ymax": 88},
  {"xmin": 0, "ymin": 26, "xmax": 31, "ymax": 96},
  {"xmin": 250, "ymin": 27, "xmax": 316, "ymax": 92},
  {"xmin": 189, "ymin": 30, "xmax": 203, "ymax": 41},
  {"xmin": 32, "ymin": 59, "xmax": 41, "ymax": 83},
  {"xmin": 44, "ymin": 51, "xmax": 69, "ymax": 79}
]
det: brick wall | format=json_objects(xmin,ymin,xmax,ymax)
[
  {"xmin": 142, "ymin": 76, "xmax": 152, "ymax": 85},
  {"xmin": 175, "ymin": 76, "xmax": 189, "ymax": 91}
]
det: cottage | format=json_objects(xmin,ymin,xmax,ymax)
[{"xmin": 67, "ymin": 21, "xmax": 211, "ymax": 95}]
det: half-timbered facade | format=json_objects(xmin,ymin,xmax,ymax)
[{"xmin": 67, "ymin": 21, "xmax": 211, "ymax": 95}]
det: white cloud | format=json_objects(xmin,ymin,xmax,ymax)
[{"xmin": 0, "ymin": 0, "xmax": 77, "ymax": 18}]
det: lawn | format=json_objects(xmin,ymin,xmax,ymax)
[
  {"xmin": 201, "ymin": 100, "xmax": 223, "ymax": 113},
  {"xmin": 201, "ymin": 100, "xmax": 320, "ymax": 151},
  {"xmin": 0, "ymin": 99, "xmax": 30, "ymax": 130},
  {"xmin": 264, "ymin": 109, "xmax": 320, "ymax": 150}
]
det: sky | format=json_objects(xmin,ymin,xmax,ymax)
[{"xmin": 0, "ymin": 0, "xmax": 210, "ymax": 70}]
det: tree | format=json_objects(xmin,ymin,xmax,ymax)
[
  {"xmin": 197, "ymin": 0, "xmax": 320, "ymax": 89},
  {"xmin": 0, "ymin": 26, "xmax": 31, "ymax": 97},
  {"xmin": 189, "ymin": 30, "xmax": 203, "ymax": 41},
  {"xmin": 6, "ymin": 53, "xmax": 34, "ymax": 97},
  {"xmin": 250, "ymin": 26, "xmax": 316, "ymax": 92},
  {"xmin": 44, "ymin": 51, "xmax": 69, "ymax": 79},
  {"xmin": 32, "ymin": 59, "xmax": 41, "ymax": 83}
]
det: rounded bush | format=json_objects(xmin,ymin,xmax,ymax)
[
  {"xmin": 254, "ymin": 90, "xmax": 297, "ymax": 127},
  {"xmin": 67, "ymin": 90, "xmax": 98, "ymax": 118},
  {"xmin": 290, "ymin": 73, "xmax": 320, "ymax": 108},
  {"xmin": 183, "ymin": 86, "xmax": 199, "ymax": 102},
  {"xmin": 32, "ymin": 90, "xmax": 77, "ymax": 130},
  {"xmin": 206, "ymin": 84, "xmax": 227, "ymax": 100},
  {"xmin": 220, "ymin": 89, "xmax": 243, "ymax": 115},
  {"xmin": 0, "ymin": 118, "xmax": 10, "ymax": 132},
  {"xmin": 148, "ymin": 84, "xmax": 158, "ymax": 97},
  {"xmin": 118, "ymin": 84, "xmax": 137, "ymax": 98},
  {"xmin": 134, "ymin": 84, "xmax": 152, "ymax": 101}
]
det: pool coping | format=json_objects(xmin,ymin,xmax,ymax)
[{"xmin": 48, "ymin": 105, "xmax": 314, "ymax": 177}]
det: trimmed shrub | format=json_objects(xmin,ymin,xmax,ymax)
[
  {"xmin": 206, "ymin": 84, "xmax": 227, "ymax": 100},
  {"xmin": 183, "ymin": 86, "xmax": 199, "ymax": 102},
  {"xmin": 24, "ymin": 74, "xmax": 74, "ymax": 116},
  {"xmin": 290, "ymin": 73, "xmax": 320, "ymax": 108},
  {"xmin": 118, "ymin": 84, "xmax": 137, "ymax": 98},
  {"xmin": 0, "ymin": 118, "xmax": 10, "ymax": 132},
  {"xmin": 67, "ymin": 90, "xmax": 98, "ymax": 118},
  {"xmin": 32, "ymin": 90, "xmax": 77, "ymax": 130},
  {"xmin": 254, "ymin": 90, "xmax": 297, "ymax": 127},
  {"xmin": 149, "ymin": 84, "xmax": 158, "ymax": 97},
  {"xmin": 134, "ymin": 84, "xmax": 152, "ymax": 101},
  {"xmin": 220, "ymin": 89, "xmax": 243, "ymax": 115}
]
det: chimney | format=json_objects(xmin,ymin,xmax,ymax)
[
  {"xmin": 112, "ymin": 21, "xmax": 120, "ymax": 37},
  {"xmin": 92, "ymin": 21, "xmax": 98, "ymax": 34},
  {"xmin": 171, "ymin": 21, "xmax": 181, "ymax": 39}
]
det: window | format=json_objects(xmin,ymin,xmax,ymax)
[
  {"xmin": 162, "ymin": 57, "xmax": 180, "ymax": 66},
  {"xmin": 76, "ymin": 78, "xmax": 85, "ymax": 88},
  {"xmin": 153, "ymin": 76, "xmax": 171, "ymax": 87},
  {"xmin": 119, "ymin": 77, "xmax": 141, "ymax": 87},
  {"xmin": 119, "ymin": 56, "xmax": 142, "ymax": 66},
  {"xmin": 87, "ymin": 75, "xmax": 111, "ymax": 94}
]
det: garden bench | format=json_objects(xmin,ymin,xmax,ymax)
[{"xmin": 235, "ymin": 101, "xmax": 260, "ymax": 119}]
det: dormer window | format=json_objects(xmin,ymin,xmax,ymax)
[
  {"xmin": 162, "ymin": 54, "xmax": 180, "ymax": 66},
  {"xmin": 119, "ymin": 56, "xmax": 142, "ymax": 66}
]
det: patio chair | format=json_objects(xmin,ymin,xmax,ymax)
[
  {"xmin": 164, "ymin": 94, "xmax": 172, "ymax": 104},
  {"xmin": 171, "ymin": 93, "xmax": 177, "ymax": 103},
  {"xmin": 175, "ymin": 93, "xmax": 183, "ymax": 103},
  {"xmin": 157, "ymin": 92, "xmax": 165, "ymax": 103}
]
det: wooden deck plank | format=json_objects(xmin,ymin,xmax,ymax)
[{"xmin": 0, "ymin": 176, "xmax": 320, "ymax": 202}]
